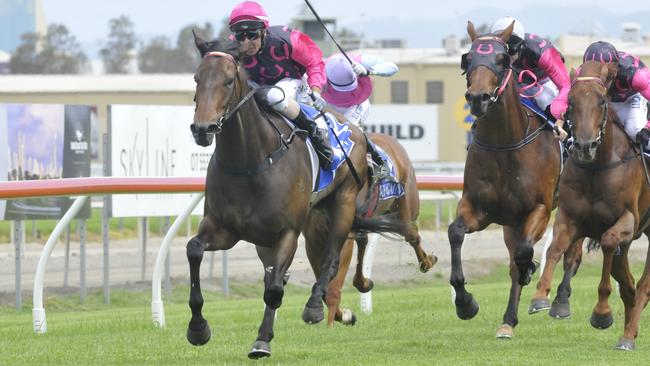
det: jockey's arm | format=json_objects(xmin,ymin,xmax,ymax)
[
  {"xmin": 359, "ymin": 54, "xmax": 399, "ymax": 77},
  {"xmin": 289, "ymin": 30, "xmax": 326, "ymax": 92},
  {"xmin": 539, "ymin": 47, "xmax": 571, "ymax": 120},
  {"xmin": 630, "ymin": 66, "xmax": 650, "ymax": 129}
]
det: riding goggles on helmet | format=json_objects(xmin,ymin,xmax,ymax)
[{"xmin": 234, "ymin": 30, "xmax": 261, "ymax": 42}]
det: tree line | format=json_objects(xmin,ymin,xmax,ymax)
[{"xmin": 9, "ymin": 15, "xmax": 220, "ymax": 74}]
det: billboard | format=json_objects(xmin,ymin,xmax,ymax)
[
  {"xmin": 365, "ymin": 105, "xmax": 439, "ymax": 162},
  {"xmin": 109, "ymin": 105, "xmax": 212, "ymax": 217},
  {"xmin": 0, "ymin": 104, "xmax": 92, "ymax": 220}
]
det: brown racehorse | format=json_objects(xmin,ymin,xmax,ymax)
[
  {"xmin": 187, "ymin": 35, "xmax": 404, "ymax": 358},
  {"xmin": 449, "ymin": 21, "xmax": 561, "ymax": 338},
  {"xmin": 303, "ymin": 133, "xmax": 438, "ymax": 326},
  {"xmin": 530, "ymin": 61, "xmax": 650, "ymax": 351}
]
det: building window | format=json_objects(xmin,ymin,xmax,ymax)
[
  {"xmin": 426, "ymin": 81, "xmax": 444, "ymax": 104},
  {"xmin": 391, "ymin": 81, "xmax": 408, "ymax": 104}
]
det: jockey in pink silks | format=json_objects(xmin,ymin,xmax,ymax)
[
  {"xmin": 491, "ymin": 17, "xmax": 571, "ymax": 140},
  {"xmin": 227, "ymin": 1, "xmax": 332, "ymax": 168},
  {"xmin": 321, "ymin": 53, "xmax": 399, "ymax": 179},
  {"xmin": 550, "ymin": 41, "xmax": 650, "ymax": 148}
]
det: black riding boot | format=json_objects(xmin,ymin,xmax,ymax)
[
  {"xmin": 294, "ymin": 110, "xmax": 333, "ymax": 169},
  {"xmin": 366, "ymin": 137, "xmax": 393, "ymax": 181}
]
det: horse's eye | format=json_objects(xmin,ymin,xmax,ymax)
[{"xmin": 225, "ymin": 78, "xmax": 235, "ymax": 87}]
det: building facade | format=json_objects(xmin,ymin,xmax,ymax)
[{"xmin": 0, "ymin": 0, "xmax": 46, "ymax": 53}]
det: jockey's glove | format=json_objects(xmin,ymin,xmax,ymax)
[
  {"xmin": 352, "ymin": 61, "xmax": 370, "ymax": 76},
  {"xmin": 636, "ymin": 127, "xmax": 650, "ymax": 147},
  {"xmin": 312, "ymin": 90, "xmax": 327, "ymax": 111}
]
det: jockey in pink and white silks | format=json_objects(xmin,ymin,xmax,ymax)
[
  {"xmin": 491, "ymin": 17, "xmax": 571, "ymax": 139},
  {"xmin": 227, "ymin": 1, "xmax": 333, "ymax": 168},
  {"xmin": 321, "ymin": 53, "xmax": 399, "ymax": 180},
  {"xmin": 550, "ymin": 41, "xmax": 650, "ymax": 149},
  {"xmin": 322, "ymin": 53, "xmax": 398, "ymax": 128}
]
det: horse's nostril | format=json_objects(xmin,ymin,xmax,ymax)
[
  {"xmin": 206, "ymin": 123, "xmax": 219, "ymax": 134},
  {"xmin": 481, "ymin": 93, "xmax": 491, "ymax": 102},
  {"xmin": 190, "ymin": 124, "xmax": 197, "ymax": 134}
]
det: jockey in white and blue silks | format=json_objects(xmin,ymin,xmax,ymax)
[
  {"xmin": 551, "ymin": 41, "xmax": 650, "ymax": 149},
  {"xmin": 226, "ymin": 1, "xmax": 333, "ymax": 168},
  {"xmin": 491, "ymin": 17, "xmax": 571, "ymax": 139},
  {"xmin": 321, "ymin": 53, "xmax": 399, "ymax": 179}
]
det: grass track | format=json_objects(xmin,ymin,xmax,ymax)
[{"xmin": 0, "ymin": 263, "xmax": 648, "ymax": 365}]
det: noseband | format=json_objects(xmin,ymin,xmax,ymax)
[{"xmin": 568, "ymin": 77, "xmax": 609, "ymax": 152}]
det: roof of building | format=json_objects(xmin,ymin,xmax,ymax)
[
  {"xmin": 349, "ymin": 47, "xmax": 466, "ymax": 65},
  {"xmin": 558, "ymin": 34, "xmax": 650, "ymax": 57},
  {"xmin": 0, "ymin": 74, "xmax": 195, "ymax": 93}
]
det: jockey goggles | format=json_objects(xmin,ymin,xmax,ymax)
[{"xmin": 234, "ymin": 30, "xmax": 261, "ymax": 42}]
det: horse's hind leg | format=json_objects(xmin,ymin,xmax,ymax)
[
  {"xmin": 352, "ymin": 232, "xmax": 374, "ymax": 293},
  {"xmin": 548, "ymin": 238, "xmax": 584, "ymax": 319},
  {"xmin": 249, "ymin": 229, "xmax": 299, "ymax": 359},
  {"xmin": 448, "ymin": 197, "xmax": 487, "ymax": 320},
  {"xmin": 187, "ymin": 216, "xmax": 238, "ymax": 346},
  {"xmin": 617, "ymin": 235, "xmax": 650, "ymax": 351},
  {"xmin": 398, "ymin": 184, "xmax": 436, "ymax": 272},
  {"xmin": 405, "ymin": 221, "xmax": 437, "ymax": 273},
  {"xmin": 326, "ymin": 237, "xmax": 356, "ymax": 327}
]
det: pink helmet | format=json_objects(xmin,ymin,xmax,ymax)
[{"xmin": 229, "ymin": 1, "xmax": 269, "ymax": 31}]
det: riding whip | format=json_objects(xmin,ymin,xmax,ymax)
[{"xmin": 303, "ymin": 0, "xmax": 353, "ymax": 65}]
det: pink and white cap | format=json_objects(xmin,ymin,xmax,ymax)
[
  {"xmin": 228, "ymin": 1, "xmax": 269, "ymax": 29},
  {"xmin": 322, "ymin": 54, "xmax": 373, "ymax": 107}
]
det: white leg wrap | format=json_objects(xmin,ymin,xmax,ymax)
[{"xmin": 341, "ymin": 308, "xmax": 353, "ymax": 324}]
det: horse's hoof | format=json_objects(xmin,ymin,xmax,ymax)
[
  {"xmin": 528, "ymin": 298, "xmax": 551, "ymax": 314},
  {"xmin": 615, "ymin": 337, "xmax": 635, "ymax": 351},
  {"xmin": 302, "ymin": 305, "xmax": 324, "ymax": 324},
  {"xmin": 455, "ymin": 294, "xmax": 479, "ymax": 320},
  {"xmin": 355, "ymin": 279, "xmax": 374, "ymax": 293},
  {"xmin": 549, "ymin": 300, "xmax": 571, "ymax": 319},
  {"xmin": 420, "ymin": 254, "xmax": 438, "ymax": 273},
  {"xmin": 495, "ymin": 324, "xmax": 514, "ymax": 339},
  {"xmin": 248, "ymin": 340, "xmax": 271, "ymax": 359},
  {"xmin": 341, "ymin": 308, "xmax": 356, "ymax": 326},
  {"xmin": 186, "ymin": 320, "xmax": 211, "ymax": 346},
  {"xmin": 590, "ymin": 312, "xmax": 614, "ymax": 329}
]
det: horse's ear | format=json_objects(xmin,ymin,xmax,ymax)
[
  {"xmin": 467, "ymin": 21, "xmax": 478, "ymax": 42},
  {"xmin": 499, "ymin": 21, "xmax": 514, "ymax": 43},
  {"xmin": 599, "ymin": 64, "xmax": 610, "ymax": 85},
  {"xmin": 193, "ymin": 29, "xmax": 210, "ymax": 57},
  {"xmin": 605, "ymin": 63, "xmax": 618, "ymax": 88},
  {"xmin": 569, "ymin": 67, "xmax": 577, "ymax": 82}
]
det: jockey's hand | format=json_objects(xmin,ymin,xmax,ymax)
[
  {"xmin": 351, "ymin": 61, "xmax": 369, "ymax": 76},
  {"xmin": 311, "ymin": 90, "xmax": 327, "ymax": 111},
  {"xmin": 553, "ymin": 121, "xmax": 568, "ymax": 141},
  {"xmin": 636, "ymin": 127, "xmax": 650, "ymax": 147}
]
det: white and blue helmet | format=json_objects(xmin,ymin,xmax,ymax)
[{"xmin": 491, "ymin": 17, "xmax": 525, "ymax": 54}]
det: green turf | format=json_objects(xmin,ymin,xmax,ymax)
[{"xmin": 1, "ymin": 262, "xmax": 648, "ymax": 365}]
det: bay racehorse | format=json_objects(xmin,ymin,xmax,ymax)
[
  {"xmin": 303, "ymin": 133, "xmax": 438, "ymax": 326},
  {"xmin": 530, "ymin": 61, "xmax": 650, "ymax": 351},
  {"xmin": 187, "ymin": 34, "xmax": 404, "ymax": 358},
  {"xmin": 449, "ymin": 21, "xmax": 561, "ymax": 338}
]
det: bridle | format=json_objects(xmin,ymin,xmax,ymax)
[
  {"xmin": 567, "ymin": 76, "xmax": 609, "ymax": 153},
  {"xmin": 461, "ymin": 36, "xmax": 513, "ymax": 103},
  {"xmin": 201, "ymin": 51, "xmax": 257, "ymax": 134}
]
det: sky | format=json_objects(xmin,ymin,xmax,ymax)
[{"xmin": 41, "ymin": 0, "xmax": 650, "ymax": 55}]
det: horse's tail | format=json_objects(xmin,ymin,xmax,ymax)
[{"xmin": 352, "ymin": 215, "xmax": 408, "ymax": 236}]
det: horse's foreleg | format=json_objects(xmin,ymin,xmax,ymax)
[
  {"xmin": 327, "ymin": 237, "xmax": 356, "ymax": 327},
  {"xmin": 448, "ymin": 197, "xmax": 486, "ymax": 320},
  {"xmin": 618, "ymin": 236, "xmax": 650, "ymax": 351},
  {"xmin": 548, "ymin": 237, "xmax": 584, "ymax": 319},
  {"xmin": 250, "ymin": 229, "xmax": 299, "ymax": 359},
  {"xmin": 611, "ymin": 244, "xmax": 635, "ymax": 327},
  {"xmin": 352, "ymin": 232, "xmax": 374, "ymax": 293},
  {"xmin": 186, "ymin": 217, "xmax": 238, "ymax": 346},
  {"xmin": 516, "ymin": 204, "xmax": 551, "ymax": 286},
  {"xmin": 498, "ymin": 225, "xmax": 525, "ymax": 338},
  {"xmin": 529, "ymin": 207, "xmax": 579, "ymax": 314},
  {"xmin": 591, "ymin": 211, "xmax": 635, "ymax": 330}
]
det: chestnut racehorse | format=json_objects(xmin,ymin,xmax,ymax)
[
  {"xmin": 530, "ymin": 61, "xmax": 650, "ymax": 351},
  {"xmin": 303, "ymin": 133, "xmax": 438, "ymax": 326},
  {"xmin": 449, "ymin": 21, "xmax": 561, "ymax": 338}
]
